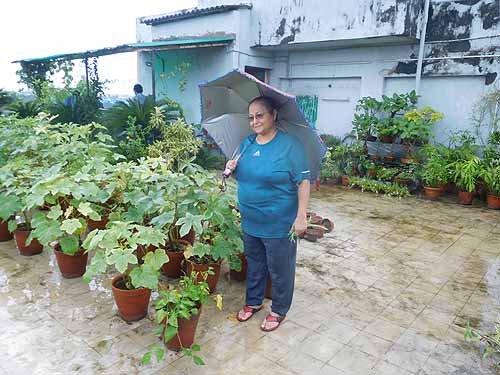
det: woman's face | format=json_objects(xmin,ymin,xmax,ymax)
[{"xmin": 248, "ymin": 101, "xmax": 276, "ymax": 136}]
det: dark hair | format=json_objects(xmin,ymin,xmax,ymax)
[
  {"xmin": 248, "ymin": 96, "xmax": 278, "ymax": 112},
  {"xmin": 133, "ymin": 84, "xmax": 143, "ymax": 94}
]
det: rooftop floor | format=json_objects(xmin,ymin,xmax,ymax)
[{"xmin": 1, "ymin": 187, "xmax": 499, "ymax": 374}]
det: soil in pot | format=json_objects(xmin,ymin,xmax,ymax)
[
  {"xmin": 111, "ymin": 275, "xmax": 151, "ymax": 322},
  {"xmin": 0, "ymin": 219, "xmax": 13, "ymax": 241},
  {"xmin": 87, "ymin": 216, "xmax": 109, "ymax": 232},
  {"xmin": 14, "ymin": 228, "xmax": 43, "ymax": 256},
  {"xmin": 165, "ymin": 307, "xmax": 202, "ymax": 351},
  {"xmin": 186, "ymin": 260, "xmax": 222, "ymax": 293},
  {"xmin": 230, "ymin": 253, "xmax": 247, "ymax": 282},
  {"xmin": 487, "ymin": 194, "xmax": 500, "ymax": 209},
  {"xmin": 423, "ymin": 186, "xmax": 442, "ymax": 200},
  {"xmin": 54, "ymin": 246, "xmax": 88, "ymax": 278},
  {"xmin": 161, "ymin": 239, "xmax": 190, "ymax": 278},
  {"xmin": 458, "ymin": 191, "xmax": 474, "ymax": 205}
]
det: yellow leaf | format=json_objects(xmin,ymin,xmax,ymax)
[
  {"xmin": 183, "ymin": 245, "xmax": 193, "ymax": 260},
  {"xmin": 214, "ymin": 294, "xmax": 223, "ymax": 311},
  {"xmin": 64, "ymin": 206, "xmax": 73, "ymax": 219}
]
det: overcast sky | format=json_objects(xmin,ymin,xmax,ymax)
[{"xmin": 0, "ymin": 0, "xmax": 197, "ymax": 95}]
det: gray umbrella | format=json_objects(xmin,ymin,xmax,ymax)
[{"xmin": 199, "ymin": 69, "xmax": 326, "ymax": 180}]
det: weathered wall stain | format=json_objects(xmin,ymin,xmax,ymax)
[
  {"xmin": 392, "ymin": 0, "xmax": 499, "ymax": 87},
  {"xmin": 479, "ymin": 0, "xmax": 500, "ymax": 29},
  {"xmin": 276, "ymin": 18, "xmax": 286, "ymax": 38}
]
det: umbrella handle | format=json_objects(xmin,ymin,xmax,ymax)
[{"xmin": 222, "ymin": 168, "xmax": 233, "ymax": 178}]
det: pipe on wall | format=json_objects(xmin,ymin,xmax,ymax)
[{"xmin": 416, "ymin": 0, "xmax": 431, "ymax": 95}]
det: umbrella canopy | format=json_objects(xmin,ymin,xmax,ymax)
[{"xmin": 199, "ymin": 69, "xmax": 326, "ymax": 180}]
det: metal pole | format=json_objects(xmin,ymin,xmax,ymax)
[
  {"xmin": 416, "ymin": 0, "xmax": 431, "ymax": 96},
  {"xmin": 84, "ymin": 58, "xmax": 90, "ymax": 95},
  {"xmin": 151, "ymin": 51, "xmax": 156, "ymax": 102}
]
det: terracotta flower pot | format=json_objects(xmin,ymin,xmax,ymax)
[
  {"xmin": 111, "ymin": 275, "xmax": 151, "ymax": 322},
  {"xmin": 180, "ymin": 228, "xmax": 196, "ymax": 246},
  {"xmin": 383, "ymin": 154, "xmax": 396, "ymax": 163},
  {"xmin": 423, "ymin": 186, "xmax": 442, "ymax": 200},
  {"xmin": 458, "ymin": 191, "xmax": 474, "ymax": 205},
  {"xmin": 368, "ymin": 170, "xmax": 377, "ymax": 178},
  {"xmin": 400, "ymin": 157, "xmax": 417, "ymax": 165},
  {"xmin": 165, "ymin": 306, "xmax": 202, "ymax": 351},
  {"xmin": 54, "ymin": 246, "xmax": 88, "ymax": 278},
  {"xmin": 161, "ymin": 240, "xmax": 190, "ymax": 278},
  {"xmin": 487, "ymin": 194, "xmax": 500, "ymax": 209},
  {"xmin": 136, "ymin": 244, "xmax": 157, "ymax": 264},
  {"xmin": 395, "ymin": 178, "xmax": 412, "ymax": 185},
  {"xmin": 185, "ymin": 260, "xmax": 221, "ymax": 293},
  {"xmin": 0, "ymin": 219, "xmax": 13, "ymax": 241},
  {"xmin": 341, "ymin": 175, "xmax": 350, "ymax": 186},
  {"xmin": 265, "ymin": 277, "xmax": 272, "ymax": 299},
  {"xmin": 230, "ymin": 253, "xmax": 247, "ymax": 282},
  {"xmin": 87, "ymin": 216, "xmax": 109, "ymax": 232},
  {"xmin": 321, "ymin": 218, "xmax": 334, "ymax": 233},
  {"xmin": 14, "ymin": 229, "xmax": 43, "ymax": 256},
  {"xmin": 380, "ymin": 135, "xmax": 394, "ymax": 143},
  {"xmin": 370, "ymin": 154, "xmax": 381, "ymax": 161},
  {"xmin": 309, "ymin": 215, "xmax": 323, "ymax": 225}
]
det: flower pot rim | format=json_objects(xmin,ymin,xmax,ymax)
[{"xmin": 111, "ymin": 274, "xmax": 150, "ymax": 292}]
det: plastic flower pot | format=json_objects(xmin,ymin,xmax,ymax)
[
  {"xmin": 14, "ymin": 229, "xmax": 43, "ymax": 256},
  {"xmin": 487, "ymin": 194, "xmax": 500, "ymax": 210},
  {"xmin": 54, "ymin": 245, "xmax": 88, "ymax": 279},
  {"xmin": 111, "ymin": 275, "xmax": 151, "ymax": 322},
  {"xmin": 185, "ymin": 260, "xmax": 221, "ymax": 293}
]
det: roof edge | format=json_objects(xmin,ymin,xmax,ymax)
[{"xmin": 140, "ymin": 4, "xmax": 252, "ymax": 26}]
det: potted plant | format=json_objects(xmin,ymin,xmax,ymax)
[
  {"xmin": 398, "ymin": 107, "xmax": 443, "ymax": 162},
  {"xmin": 352, "ymin": 96, "xmax": 381, "ymax": 142},
  {"xmin": 375, "ymin": 118, "xmax": 399, "ymax": 143},
  {"xmin": 183, "ymin": 190, "xmax": 243, "ymax": 293},
  {"xmin": 451, "ymin": 156, "xmax": 482, "ymax": 205},
  {"xmin": 480, "ymin": 164, "xmax": 500, "ymax": 209},
  {"xmin": 320, "ymin": 150, "xmax": 342, "ymax": 184},
  {"xmin": 143, "ymin": 271, "xmax": 223, "ymax": 366},
  {"xmin": 83, "ymin": 221, "xmax": 168, "ymax": 322},
  {"xmin": 420, "ymin": 155, "xmax": 449, "ymax": 199},
  {"xmin": 0, "ymin": 193, "xmax": 20, "ymax": 242}
]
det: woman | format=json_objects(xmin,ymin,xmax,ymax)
[{"xmin": 226, "ymin": 96, "xmax": 310, "ymax": 332}]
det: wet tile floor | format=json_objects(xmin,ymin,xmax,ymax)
[{"xmin": 1, "ymin": 186, "xmax": 500, "ymax": 374}]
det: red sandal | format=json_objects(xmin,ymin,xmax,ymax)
[
  {"xmin": 260, "ymin": 313, "xmax": 286, "ymax": 332},
  {"xmin": 236, "ymin": 305, "xmax": 263, "ymax": 322}
]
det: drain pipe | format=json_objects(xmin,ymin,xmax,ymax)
[{"xmin": 416, "ymin": 0, "xmax": 431, "ymax": 96}]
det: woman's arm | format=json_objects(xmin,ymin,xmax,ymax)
[{"xmin": 293, "ymin": 179, "xmax": 310, "ymax": 235}]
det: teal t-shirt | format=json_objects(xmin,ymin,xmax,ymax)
[{"xmin": 234, "ymin": 130, "xmax": 311, "ymax": 238}]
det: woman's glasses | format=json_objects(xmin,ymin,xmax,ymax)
[{"xmin": 248, "ymin": 111, "xmax": 269, "ymax": 123}]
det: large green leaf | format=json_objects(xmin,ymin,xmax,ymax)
[
  {"xmin": 0, "ymin": 194, "xmax": 21, "ymax": 220},
  {"xmin": 77, "ymin": 202, "xmax": 101, "ymax": 221},
  {"xmin": 176, "ymin": 213, "xmax": 203, "ymax": 238},
  {"xmin": 150, "ymin": 211, "xmax": 175, "ymax": 228},
  {"xmin": 83, "ymin": 250, "xmax": 107, "ymax": 282},
  {"xmin": 129, "ymin": 265, "xmax": 160, "ymax": 290},
  {"xmin": 107, "ymin": 249, "xmax": 137, "ymax": 274},
  {"xmin": 60, "ymin": 218, "xmax": 82, "ymax": 235},
  {"xmin": 31, "ymin": 220, "xmax": 63, "ymax": 246},
  {"xmin": 47, "ymin": 205, "xmax": 63, "ymax": 220},
  {"xmin": 59, "ymin": 235, "xmax": 79, "ymax": 255},
  {"xmin": 143, "ymin": 248, "xmax": 169, "ymax": 271}
]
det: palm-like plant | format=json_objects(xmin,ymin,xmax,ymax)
[{"xmin": 7, "ymin": 100, "xmax": 43, "ymax": 118}]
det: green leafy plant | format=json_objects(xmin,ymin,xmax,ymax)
[
  {"xmin": 398, "ymin": 106, "xmax": 443, "ymax": 157},
  {"xmin": 419, "ymin": 155, "xmax": 450, "ymax": 188},
  {"xmin": 83, "ymin": 221, "xmax": 168, "ymax": 290},
  {"xmin": 465, "ymin": 322, "xmax": 500, "ymax": 372},
  {"xmin": 143, "ymin": 270, "xmax": 220, "ymax": 366},
  {"xmin": 451, "ymin": 156, "xmax": 482, "ymax": 193},
  {"xmin": 481, "ymin": 164, "xmax": 500, "ymax": 197},
  {"xmin": 148, "ymin": 113, "xmax": 201, "ymax": 172},
  {"xmin": 376, "ymin": 167, "xmax": 400, "ymax": 182},
  {"xmin": 348, "ymin": 176, "xmax": 410, "ymax": 197},
  {"xmin": 7, "ymin": 100, "xmax": 44, "ymax": 118},
  {"xmin": 352, "ymin": 97, "xmax": 381, "ymax": 140}
]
